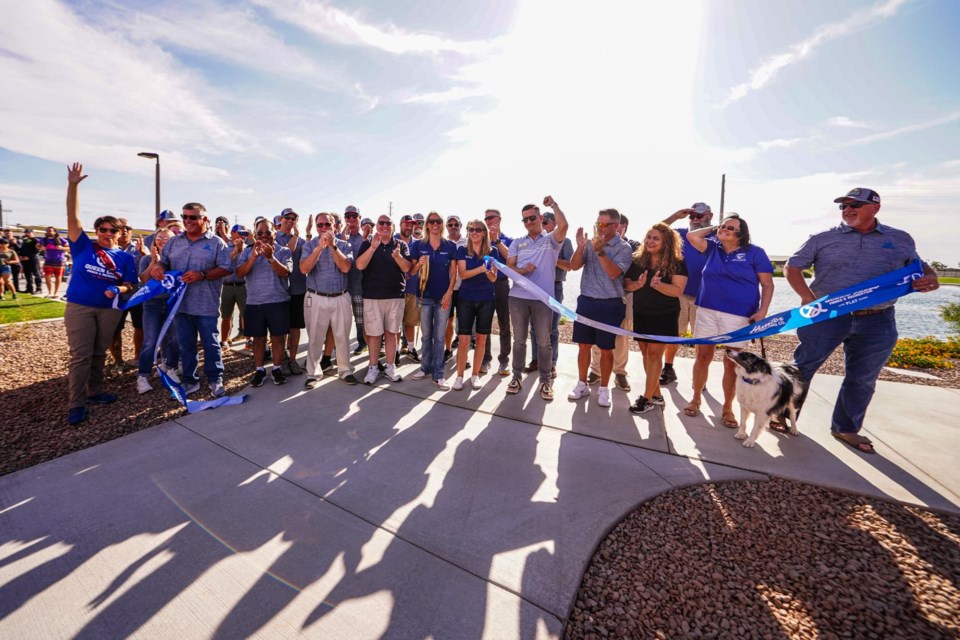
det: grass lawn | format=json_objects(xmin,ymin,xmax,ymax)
[
  {"xmin": 940, "ymin": 277, "xmax": 960, "ymax": 285},
  {"xmin": 0, "ymin": 293, "xmax": 66, "ymax": 324}
]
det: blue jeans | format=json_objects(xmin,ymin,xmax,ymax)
[
  {"xmin": 419, "ymin": 298, "xmax": 451, "ymax": 380},
  {"xmin": 792, "ymin": 308, "xmax": 898, "ymax": 434},
  {"xmin": 530, "ymin": 281, "xmax": 563, "ymax": 368},
  {"xmin": 138, "ymin": 300, "xmax": 180, "ymax": 376},
  {"xmin": 175, "ymin": 313, "xmax": 223, "ymax": 385}
]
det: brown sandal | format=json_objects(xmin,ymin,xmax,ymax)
[
  {"xmin": 721, "ymin": 411, "xmax": 739, "ymax": 429},
  {"xmin": 832, "ymin": 432, "xmax": 876, "ymax": 454},
  {"xmin": 683, "ymin": 401, "xmax": 700, "ymax": 417}
]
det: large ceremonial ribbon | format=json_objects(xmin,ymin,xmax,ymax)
[
  {"xmin": 109, "ymin": 271, "xmax": 247, "ymax": 413},
  {"xmin": 484, "ymin": 256, "xmax": 924, "ymax": 344}
]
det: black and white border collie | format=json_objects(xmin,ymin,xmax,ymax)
[{"xmin": 725, "ymin": 349, "xmax": 803, "ymax": 448}]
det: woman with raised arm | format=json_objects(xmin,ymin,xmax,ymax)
[
  {"xmin": 684, "ymin": 213, "xmax": 774, "ymax": 428},
  {"xmin": 63, "ymin": 163, "xmax": 138, "ymax": 425},
  {"xmin": 452, "ymin": 219, "xmax": 498, "ymax": 390}
]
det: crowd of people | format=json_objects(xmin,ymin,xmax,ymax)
[
  {"xmin": 56, "ymin": 163, "xmax": 941, "ymax": 455},
  {"xmin": 1, "ymin": 226, "xmax": 73, "ymax": 299}
]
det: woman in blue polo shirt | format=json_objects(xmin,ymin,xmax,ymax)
[
  {"xmin": 685, "ymin": 213, "xmax": 774, "ymax": 428},
  {"xmin": 408, "ymin": 212, "xmax": 458, "ymax": 389},
  {"xmin": 452, "ymin": 219, "xmax": 498, "ymax": 390},
  {"xmin": 63, "ymin": 163, "xmax": 138, "ymax": 426}
]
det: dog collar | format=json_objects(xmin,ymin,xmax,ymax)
[{"xmin": 741, "ymin": 376, "xmax": 761, "ymax": 385}]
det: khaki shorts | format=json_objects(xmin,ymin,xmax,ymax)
[
  {"xmin": 403, "ymin": 293, "xmax": 419, "ymax": 326},
  {"xmin": 677, "ymin": 294, "xmax": 698, "ymax": 335},
  {"xmin": 693, "ymin": 307, "xmax": 749, "ymax": 349},
  {"xmin": 364, "ymin": 298, "xmax": 404, "ymax": 335}
]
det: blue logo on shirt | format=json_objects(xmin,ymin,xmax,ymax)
[
  {"xmin": 203, "ymin": 244, "xmax": 212, "ymax": 251},
  {"xmin": 882, "ymin": 242, "xmax": 895, "ymax": 249}
]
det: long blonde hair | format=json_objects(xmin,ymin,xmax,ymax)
[
  {"xmin": 466, "ymin": 219, "xmax": 491, "ymax": 258},
  {"xmin": 632, "ymin": 222, "xmax": 683, "ymax": 278}
]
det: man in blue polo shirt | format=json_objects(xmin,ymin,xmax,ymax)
[
  {"xmin": 506, "ymin": 196, "xmax": 569, "ymax": 400},
  {"xmin": 781, "ymin": 188, "xmax": 940, "ymax": 454},
  {"xmin": 151, "ymin": 203, "xmax": 233, "ymax": 397},
  {"xmin": 567, "ymin": 209, "xmax": 634, "ymax": 408},
  {"xmin": 660, "ymin": 202, "xmax": 715, "ymax": 384}
]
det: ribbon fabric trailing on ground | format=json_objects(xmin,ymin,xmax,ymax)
[
  {"xmin": 109, "ymin": 270, "xmax": 247, "ymax": 413},
  {"xmin": 484, "ymin": 256, "xmax": 923, "ymax": 345}
]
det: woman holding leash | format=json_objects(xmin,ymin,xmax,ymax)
[{"xmin": 684, "ymin": 213, "xmax": 774, "ymax": 428}]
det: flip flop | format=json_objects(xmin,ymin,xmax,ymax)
[
  {"xmin": 722, "ymin": 411, "xmax": 739, "ymax": 429},
  {"xmin": 683, "ymin": 401, "xmax": 700, "ymax": 418},
  {"xmin": 832, "ymin": 432, "xmax": 876, "ymax": 454},
  {"xmin": 769, "ymin": 420, "xmax": 790, "ymax": 434}
]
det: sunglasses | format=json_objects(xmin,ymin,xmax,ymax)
[
  {"xmin": 468, "ymin": 227, "xmax": 485, "ymax": 233},
  {"xmin": 521, "ymin": 214, "xmax": 539, "ymax": 223},
  {"xmin": 719, "ymin": 224, "xmax": 740, "ymax": 232},
  {"xmin": 256, "ymin": 230, "xmax": 272, "ymax": 237},
  {"xmin": 415, "ymin": 222, "xmax": 425, "ymax": 226},
  {"xmin": 316, "ymin": 222, "xmax": 332, "ymax": 229},
  {"xmin": 344, "ymin": 213, "xmax": 359, "ymax": 219},
  {"xmin": 377, "ymin": 221, "xmax": 392, "ymax": 226},
  {"xmin": 182, "ymin": 214, "xmax": 201, "ymax": 221},
  {"xmin": 839, "ymin": 202, "xmax": 867, "ymax": 210},
  {"xmin": 690, "ymin": 213, "xmax": 707, "ymax": 219},
  {"xmin": 447, "ymin": 223, "xmax": 460, "ymax": 228},
  {"xmin": 594, "ymin": 222, "xmax": 613, "ymax": 229},
  {"xmin": 427, "ymin": 219, "xmax": 443, "ymax": 225},
  {"xmin": 97, "ymin": 227, "xmax": 119, "ymax": 234},
  {"xmin": 484, "ymin": 216, "xmax": 499, "ymax": 222},
  {"xmin": 283, "ymin": 215, "xmax": 298, "ymax": 221}
]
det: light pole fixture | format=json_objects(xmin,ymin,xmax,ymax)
[{"xmin": 137, "ymin": 152, "xmax": 160, "ymax": 220}]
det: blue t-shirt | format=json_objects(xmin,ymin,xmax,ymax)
[
  {"xmin": 409, "ymin": 238, "xmax": 457, "ymax": 301},
  {"xmin": 678, "ymin": 228, "xmax": 717, "ymax": 298},
  {"xmin": 457, "ymin": 245, "xmax": 496, "ymax": 302},
  {"xmin": 360, "ymin": 238, "xmax": 410, "ymax": 299},
  {"xmin": 696, "ymin": 243, "xmax": 773, "ymax": 318},
  {"xmin": 65, "ymin": 233, "xmax": 138, "ymax": 309}
]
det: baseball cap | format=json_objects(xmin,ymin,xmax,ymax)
[
  {"xmin": 542, "ymin": 212, "xmax": 556, "ymax": 221},
  {"xmin": 833, "ymin": 188, "xmax": 880, "ymax": 204},
  {"xmin": 345, "ymin": 205, "xmax": 359, "ymax": 215},
  {"xmin": 280, "ymin": 207, "xmax": 298, "ymax": 217},
  {"xmin": 447, "ymin": 215, "xmax": 461, "ymax": 224},
  {"xmin": 412, "ymin": 213, "xmax": 425, "ymax": 222},
  {"xmin": 690, "ymin": 202, "xmax": 712, "ymax": 215},
  {"xmin": 158, "ymin": 209, "xmax": 180, "ymax": 222},
  {"xmin": 230, "ymin": 224, "xmax": 247, "ymax": 233},
  {"xmin": 399, "ymin": 214, "xmax": 414, "ymax": 223},
  {"xmin": 361, "ymin": 217, "xmax": 373, "ymax": 227},
  {"xmin": 272, "ymin": 215, "xmax": 282, "ymax": 226}
]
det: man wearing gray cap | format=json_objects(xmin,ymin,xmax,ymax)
[
  {"xmin": 659, "ymin": 202, "xmax": 715, "ymax": 385},
  {"xmin": 780, "ymin": 188, "xmax": 939, "ymax": 454},
  {"xmin": 144, "ymin": 209, "xmax": 181, "ymax": 251}
]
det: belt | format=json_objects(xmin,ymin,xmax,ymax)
[
  {"xmin": 851, "ymin": 308, "xmax": 889, "ymax": 316},
  {"xmin": 222, "ymin": 281, "xmax": 246, "ymax": 286},
  {"xmin": 308, "ymin": 288, "xmax": 346, "ymax": 297}
]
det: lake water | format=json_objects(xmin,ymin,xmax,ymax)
[{"xmin": 561, "ymin": 271, "xmax": 958, "ymax": 339}]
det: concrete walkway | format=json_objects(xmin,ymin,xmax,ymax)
[{"xmin": 1, "ymin": 342, "xmax": 958, "ymax": 639}]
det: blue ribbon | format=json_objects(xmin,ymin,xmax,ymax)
[
  {"xmin": 484, "ymin": 256, "xmax": 923, "ymax": 344},
  {"xmin": 111, "ymin": 271, "xmax": 247, "ymax": 413}
]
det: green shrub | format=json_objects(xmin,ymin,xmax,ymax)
[{"xmin": 942, "ymin": 301, "xmax": 960, "ymax": 334}]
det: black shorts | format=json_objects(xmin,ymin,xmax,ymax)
[
  {"xmin": 449, "ymin": 290, "xmax": 459, "ymax": 318},
  {"xmin": 572, "ymin": 295, "xmax": 625, "ymax": 350},
  {"xmin": 245, "ymin": 302, "xmax": 291, "ymax": 338},
  {"xmin": 457, "ymin": 299, "xmax": 495, "ymax": 335},
  {"xmin": 114, "ymin": 304, "xmax": 144, "ymax": 337},
  {"xmin": 634, "ymin": 311, "xmax": 680, "ymax": 344},
  {"xmin": 288, "ymin": 293, "xmax": 306, "ymax": 329}
]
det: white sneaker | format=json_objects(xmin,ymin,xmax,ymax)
[
  {"xmin": 452, "ymin": 376, "xmax": 464, "ymax": 390},
  {"xmin": 364, "ymin": 366, "xmax": 379, "ymax": 385},
  {"xmin": 411, "ymin": 369, "xmax": 427, "ymax": 380},
  {"xmin": 471, "ymin": 375, "xmax": 482, "ymax": 390},
  {"xmin": 210, "ymin": 381, "xmax": 226, "ymax": 398},
  {"xmin": 383, "ymin": 364, "xmax": 402, "ymax": 382},
  {"xmin": 597, "ymin": 387, "xmax": 611, "ymax": 407},
  {"xmin": 434, "ymin": 378, "xmax": 450, "ymax": 390},
  {"xmin": 157, "ymin": 363, "xmax": 180, "ymax": 384},
  {"xmin": 136, "ymin": 375, "xmax": 153, "ymax": 394},
  {"xmin": 568, "ymin": 380, "xmax": 590, "ymax": 401}
]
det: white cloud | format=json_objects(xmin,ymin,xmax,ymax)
[
  {"xmin": 405, "ymin": 87, "xmax": 486, "ymax": 104},
  {"xmin": 852, "ymin": 110, "xmax": 960, "ymax": 145},
  {"xmin": 723, "ymin": 0, "xmax": 912, "ymax": 106},
  {"xmin": 0, "ymin": 0, "xmax": 238, "ymax": 180},
  {"xmin": 827, "ymin": 116, "xmax": 870, "ymax": 128},
  {"xmin": 278, "ymin": 136, "xmax": 317, "ymax": 154},
  {"xmin": 252, "ymin": 0, "xmax": 499, "ymax": 55},
  {"xmin": 757, "ymin": 137, "xmax": 808, "ymax": 150}
]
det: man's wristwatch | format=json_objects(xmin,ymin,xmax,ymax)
[
  {"xmin": 200, "ymin": 270, "xmax": 207, "ymax": 280},
  {"xmin": 597, "ymin": 249, "xmax": 607, "ymax": 257}
]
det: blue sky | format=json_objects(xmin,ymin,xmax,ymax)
[{"xmin": 1, "ymin": 0, "xmax": 958, "ymax": 262}]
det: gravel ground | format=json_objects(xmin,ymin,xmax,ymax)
[
  {"xmin": 3, "ymin": 319, "xmax": 959, "ymax": 639},
  {"xmin": 564, "ymin": 478, "xmax": 960, "ymax": 640}
]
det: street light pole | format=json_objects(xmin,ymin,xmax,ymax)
[{"xmin": 137, "ymin": 152, "xmax": 160, "ymax": 220}]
